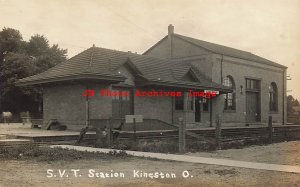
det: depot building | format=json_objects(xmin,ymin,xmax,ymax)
[{"xmin": 16, "ymin": 25, "xmax": 287, "ymax": 130}]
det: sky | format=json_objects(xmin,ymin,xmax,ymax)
[{"xmin": 0, "ymin": 0, "xmax": 299, "ymax": 99}]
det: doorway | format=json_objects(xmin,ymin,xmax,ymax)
[
  {"xmin": 195, "ymin": 97, "xmax": 201, "ymax": 122},
  {"xmin": 245, "ymin": 78, "xmax": 261, "ymax": 123},
  {"xmin": 112, "ymin": 88, "xmax": 133, "ymax": 119},
  {"xmin": 246, "ymin": 91, "xmax": 259, "ymax": 122}
]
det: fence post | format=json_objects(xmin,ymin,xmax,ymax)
[
  {"xmin": 268, "ymin": 116, "xmax": 273, "ymax": 144},
  {"xmin": 178, "ymin": 117, "xmax": 186, "ymax": 153},
  {"xmin": 215, "ymin": 114, "xmax": 222, "ymax": 150},
  {"xmin": 95, "ymin": 127, "xmax": 106, "ymax": 147},
  {"xmin": 107, "ymin": 118, "xmax": 112, "ymax": 146},
  {"xmin": 133, "ymin": 118, "xmax": 137, "ymax": 143},
  {"xmin": 26, "ymin": 111, "xmax": 31, "ymax": 124}
]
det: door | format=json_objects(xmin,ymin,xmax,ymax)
[
  {"xmin": 112, "ymin": 88, "xmax": 133, "ymax": 119},
  {"xmin": 246, "ymin": 91, "xmax": 259, "ymax": 123},
  {"xmin": 195, "ymin": 97, "xmax": 201, "ymax": 122}
]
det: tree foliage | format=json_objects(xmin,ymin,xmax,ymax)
[
  {"xmin": 287, "ymin": 95, "xmax": 300, "ymax": 115},
  {"xmin": 0, "ymin": 28, "xmax": 67, "ymax": 114}
]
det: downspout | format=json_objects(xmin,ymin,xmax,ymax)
[
  {"xmin": 210, "ymin": 98, "xmax": 213, "ymax": 127},
  {"xmin": 172, "ymin": 97, "xmax": 174, "ymax": 124},
  {"xmin": 220, "ymin": 54, "xmax": 224, "ymax": 83},
  {"xmin": 282, "ymin": 69, "xmax": 285, "ymax": 125},
  {"xmin": 211, "ymin": 54, "xmax": 223, "ymax": 128},
  {"xmin": 168, "ymin": 24, "xmax": 174, "ymax": 123},
  {"xmin": 86, "ymin": 85, "xmax": 90, "ymax": 127},
  {"xmin": 86, "ymin": 45, "xmax": 95, "ymax": 127}
]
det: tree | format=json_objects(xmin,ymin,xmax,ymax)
[
  {"xmin": 0, "ymin": 28, "xmax": 23, "ymax": 57},
  {"xmin": 26, "ymin": 34, "xmax": 67, "ymax": 72},
  {"xmin": 0, "ymin": 28, "xmax": 67, "ymax": 114},
  {"xmin": 287, "ymin": 95, "xmax": 300, "ymax": 115}
]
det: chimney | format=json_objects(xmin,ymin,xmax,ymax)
[
  {"xmin": 168, "ymin": 24, "xmax": 174, "ymax": 36},
  {"xmin": 168, "ymin": 24, "xmax": 174, "ymax": 58}
]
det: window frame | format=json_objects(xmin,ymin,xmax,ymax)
[
  {"xmin": 223, "ymin": 75, "xmax": 236, "ymax": 111},
  {"xmin": 202, "ymin": 98, "xmax": 209, "ymax": 112}
]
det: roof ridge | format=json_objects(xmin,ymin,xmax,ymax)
[
  {"xmin": 174, "ymin": 33, "xmax": 251, "ymax": 54},
  {"xmin": 174, "ymin": 33, "xmax": 286, "ymax": 68},
  {"xmin": 89, "ymin": 46, "xmax": 95, "ymax": 67},
  {"xmin": 143, "ymin": 35, "xmax": 168, "ymax": 55},
  {"xmin": 94, "ymin": 46, "xmax": 141, "ymax": 56},
  {"xmin": 85, "ymin": 46, "xmax": 95, "ymax": 73}
]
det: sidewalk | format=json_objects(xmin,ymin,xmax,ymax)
[{"xmin": 50, "ymin": 145, "xmax": 300, "ymax": 174}]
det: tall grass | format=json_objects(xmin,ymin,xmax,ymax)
[{"xmin": 0, "ymin": 144, "xmax": 129, "ymax": 161}]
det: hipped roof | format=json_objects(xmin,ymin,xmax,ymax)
[{"xmin": 16, "ymin": 46, "xmax": 231, "ymax": 92}]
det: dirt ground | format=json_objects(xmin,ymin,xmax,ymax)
[
  {"xmin": 0, "ymin": 141, "xmax": 300, "ymax": 187},
  {"xmin": 187, "ymin": 140, "xmax": 300, "ymax": 166}
]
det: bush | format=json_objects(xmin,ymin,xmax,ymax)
[
  {"xmin": 110, "ymin": 139, "xmax": 217, "ymax": 153},
  {"xmin": 109, "ymin": 139, "xmax": 179, "ymax": 153},
  {"xmin": 111, "ymin": 139, "xmax": 138, "ymax": 151},
  {"xmin": 186, "ymin": 140, "xmax": 216, "ymax": 152},
  {"xmin": 137, "ymin": 140, "xmax": 178, "ymax": 153}
]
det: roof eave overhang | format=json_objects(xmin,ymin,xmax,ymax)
[
  {"xmin": 215, "ymin": 54, "xmax": 287, "ymax": 69},
  {"xmin": 175, "ymin": 34, "xmax": 287, "ymax": 69},
  {"xmin": 144, "ymin": 80, "xmax": 232, "ymax": 93},
  {"xmin": 15, "ymin": 74, "xmax": 126, "ymax": 87}
]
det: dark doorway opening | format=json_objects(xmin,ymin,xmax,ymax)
[
  {"xmin": 245, "ymin": 78, "xmax": 261, "ymax": 123},
  {"xmin": 112, "ymin": 87, "xmax": 133, "ymax": 119},
  {"xmin": 195, "ymin": 97, "xmax": 201, "ymax": 122}
]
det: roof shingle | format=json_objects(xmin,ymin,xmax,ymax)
[{"xmin": 16, "ymin": 46, "xmax": 231, "ymax": 92}]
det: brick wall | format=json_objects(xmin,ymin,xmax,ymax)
[
  {"xmin": 43, "ymin": 82, "xmax": 112, "ymax": 130},
  {"xmin": 211, "ymin": 54, "xmax": 285, "ymax": 124},
  {"xmin": 134, "ymin": 89, "xmax": 173, "ymax": 124},
  {"xmin": 43, "ymin": 83, "xmax": 86, "ymax": 130},
  {"xmin": 145, "ymin": 34, "xmax": 286, "ymax": 126}
]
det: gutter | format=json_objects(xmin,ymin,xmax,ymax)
[
  {"xmin": 146, "ymin": 80, "xmax": 232, "ymax": 93},
  {"xmin": 15, "ymin": 74, "xmax": 126, "ymax": 87}
]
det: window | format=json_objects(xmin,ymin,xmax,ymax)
[
  {"xmin": 111, "ymin": 89, "xmax": 130, "ymax": 101},
  {"xmin": 175, "ymin": 95, "xmax": 184, "ymax": 110},
  {"xmin": 269, "ymin": 82, "xmax": 278, "ymax": 112},
  {"xmin": 223, "ymin": 75, "xmax": 236, "ymax": 110},
  {"xmin": 112, "ymin": 90, "xmax": 119, "ymax": 100},
  {"xmin": 122, "ymin": 91, "xmax": 130, "ymax": 101},
  {"xmin": 246, "ymin": 79, "xmax": 260, "ymax": 90},
  {"xmin": 202, "ymin": 98, "xmax": 209, "ymax": 111}
]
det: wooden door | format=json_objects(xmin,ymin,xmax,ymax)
[
  {"xmin": 112, "ymin": 88, "xmax": 133, "ymax": 119},
  {"xmin": 246, "ymin": 91, "xmax": 259, "ymax": 123}
]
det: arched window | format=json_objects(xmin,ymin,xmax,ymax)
[
  {"xmin": 223, "ymin": 75, "xmax": 236, "ymax": 110},
  {"xmin": 269, "ymin": 82, "xmax": 278, "ymax": 111}
]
